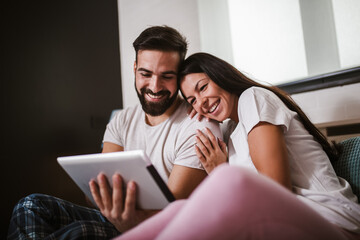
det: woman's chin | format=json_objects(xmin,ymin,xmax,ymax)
[{"xmin": 206, "ymin": 114, "xmax": 226, "ymax": 123}]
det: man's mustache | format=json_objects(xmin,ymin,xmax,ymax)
[{"xmin": 141, "ymin": 88, "xmax": 171, "ymax": 97}]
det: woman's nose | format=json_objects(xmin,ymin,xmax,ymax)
[{"xmin": 197, "ymin": 97, "xmax": 208, "ymax": 111}]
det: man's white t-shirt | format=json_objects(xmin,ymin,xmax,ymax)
[
  {"xmin": 103, "ymin": 98, "xmax": 221, "ymax": 183},
  {"xmin": 228, "ymin": 87, "xmax": 360, "ymax": 233}
]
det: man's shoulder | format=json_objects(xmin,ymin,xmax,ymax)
[
  {"xmin": 123, "ymin": 103, "xmax": 142, "ymax": 112},
  {"xmin": 111, "ymin": 104, "xmax": 143, "ymax": 128},
  {"xmin": 117, "ymin": 104, "xmax": 142, "ymax": 118}
]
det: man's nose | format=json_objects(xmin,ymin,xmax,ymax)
[{"xmin": 148, "ymin": 75, "xmax": 162, "ymax": 93}]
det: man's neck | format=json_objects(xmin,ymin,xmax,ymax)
[{"xmin": 145, "ymin": 97, "xmax": 181, "ymax": 126}]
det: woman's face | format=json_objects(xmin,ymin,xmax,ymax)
[{"xmin": 180, "ymin": 73, "xmax": 238, "ymax": 122}]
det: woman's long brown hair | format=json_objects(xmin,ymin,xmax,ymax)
[{"xmin": 179, "ymin": 52, "xmax": 340, "ymax": 162}]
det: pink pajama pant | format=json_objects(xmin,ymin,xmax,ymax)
[{"xmin": 116, "ymin": 165, "xmax": 359, "ymax": 240}]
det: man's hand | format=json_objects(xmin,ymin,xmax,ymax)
[{"xmin": 89, "ymin": 173, "xmax": 157, "ymax": 232}]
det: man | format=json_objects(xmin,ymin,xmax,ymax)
[{"xmin": 8, "ymin": 26, "xmax": 221, "ymax": 239}]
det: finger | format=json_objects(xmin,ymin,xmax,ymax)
[
  {"xmin": 123, "ymin": 181, "xmax": 137, "ymax": 216},
  {"xmin": 196, "ymin": 129, "xmax": 214, "ymax": 150},
  {"xmin": 204, "ymin": 128, "xmax": 218, "ymax": 148},
  {"xmin": 187, "ymin": 106, "xmax": 197, "ymax": 119},
  {"xmin": 98, "ymin": 173, "xmax": 112, "ymax": 210},
  {"xmin": 219, "ymin": 138, "xmax": 228, "ymax": 154},
  {"xmin": 187, "ymin": 105, "xmax": 193, "ymax": 115},
  {"xmin": 112, "ymin": 174, "xmax": 124, "ymax": 213},
  {"xmin": 89, "ymin": 179, "xmax": 104, "ymax": 210},
  {"xmin": 195, "ymin": 145, "xmax": 206, "ymax": 164},
  {"xmin": 189, "ymin": 109, "xmax": 197, "ymax": 119},
  {"xmin": 195, "ymin": 136, "xmax": 210, "ymax": 158},
  {"xmin": 196, "ymin": 114, "xmax": 204, "ymax": 121}
]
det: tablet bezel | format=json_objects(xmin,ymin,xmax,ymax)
[{"xmin": 57, "ymin": 150, "xmax": 174, "ymax": 209}]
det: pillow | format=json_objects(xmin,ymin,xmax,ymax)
[{"xmin": 332, "ymin": 136, "xmax": 360, "ymax": 200}]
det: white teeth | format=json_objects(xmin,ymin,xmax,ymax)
[
  {"xmin": 209, "ymin": 101, "xmax": 219, "ymax": 113},
  {"xmin": 147, "ymin": 93, "xmax": 162, "ymax": 99}
]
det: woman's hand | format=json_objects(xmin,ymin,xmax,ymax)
[
  {"xmin": 89, "ymin": 173, "xmax": 157, "ymax": 232},
  {"xmin": 187, "ymin": 105, "xmax": 210, "ymax": 122},
  {"xmin": 195, "ymin": 128, "xmax": 228, "ymax": 174}
]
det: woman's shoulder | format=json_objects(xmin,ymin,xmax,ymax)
[
  {"xmin": 239, "ymin": 86, "xmax": 277, "ymax": 106},
  {"xmin": 237, "ymin": 86, "xmax": 294, "ymax": 126},
  {"xmin": 240, "ymin": 86, "xmax": 274, "ymax": 98}
]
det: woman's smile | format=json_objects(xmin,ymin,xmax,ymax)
[{"xmin": 180, "ymin": 72, "xmax": 238, "ymax": 122}]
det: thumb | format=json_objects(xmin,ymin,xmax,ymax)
[{"xmin": 218, "ymin": 138, "xmax": 227, "ymax": 153}]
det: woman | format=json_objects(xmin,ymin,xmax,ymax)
[{"xmin": 116, "ymin": 53, "xmax": 360, "ymax": 239}]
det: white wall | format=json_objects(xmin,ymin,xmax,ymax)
[
  {"xmin": 332, "ymin": 0, "xmax": 360, "ymax": 69},
  {"xmin": 299, "ymin": 0, "xmax": 341, "ymax": 76},
  {"xmin": 228, "ymin": 0, "xmax": 308, "ymax": 85},
  {"xmin": 117, "ymin": 0, "xmax": 360, "ymax": 126},
  {"xmin": 198, "ymin": 0, "xmax": 360, "ymax": 125},
  {"xmin": 292, "ymin": 83, "xmax": 360, "ymax": 125},
  {"xmin": 197, "ymin": 0, "xmax": 233, "ymax": 64},
  {"xmin": 117, "ymin": 0, "xmax": 201, "ymax": 108}
]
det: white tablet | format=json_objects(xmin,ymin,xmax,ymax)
[{"xmin": 57, "ymin": 150, "xmax": 175, "ymax": 210}]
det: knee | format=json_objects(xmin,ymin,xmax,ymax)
[
  {"xmin": 210, "ymin": 165, "xmax": 294, "ymax": 208},
  {"xmin": 13, "ymin": 193, "xmax": 51, "ymax": 213},
  {"xmin": 210, "ymin": 165, "xmax": 259, "ymax": 190},
  {"xmin": 20, "ymin": 193, "xmax": 48, "ymax": 204}
]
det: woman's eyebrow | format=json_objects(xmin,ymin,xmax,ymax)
[
  {"xmin": 185, "ymin": 78, "xmax": 206, "ymax": 101},
  {"xmin": 194, "ymin": 81, "xmax": 201, "ymax": 91},
  {"xmin": 195, "ymin": 78, "xmax": 207, "ymax": 91}
]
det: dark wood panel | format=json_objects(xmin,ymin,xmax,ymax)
[{"xmin": 1, "ymin": 0, "xmax": 122, "ymax": 238}]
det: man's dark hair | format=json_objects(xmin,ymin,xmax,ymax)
[{"xmin": 133, "ymin": 25, "xmax": 188, "ymax": 63}]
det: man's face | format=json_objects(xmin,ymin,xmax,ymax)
[{"xmin": 134, "ymin": 50, "xmax": 180, "ymax": 116}]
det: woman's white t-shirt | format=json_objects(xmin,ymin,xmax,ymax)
[{"xmin": 228, "ymin": 86, "xmax": 360, "ymax": 232}]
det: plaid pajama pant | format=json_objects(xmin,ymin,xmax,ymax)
[{"xmin": 8, "ymin": 193, "xmax": 120, "ymax": 240}]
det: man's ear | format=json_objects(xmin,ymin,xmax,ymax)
[{"xmin": 133, "ymin": 61, "xmax": 137, "ymax": 74}]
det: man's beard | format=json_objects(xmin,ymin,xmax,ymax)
[{"xmin": 136, "ymin": 87, "xmax": 178, "ymax": 116}]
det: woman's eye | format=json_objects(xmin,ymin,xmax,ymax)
[
  {"xmin": 190, "ymin": 99, "xmax": 196, "ymax": 105},
  {"xmin": 200, "ymin": 83, "xmax": 208, "ymax": 91}
]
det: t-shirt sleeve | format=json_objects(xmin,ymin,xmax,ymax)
[
  {"xmin": 238, "ymin": 87, "xmax": 296, "ymax": 134},
  {"xmin": 103, "ymin": 110, "xmax": 124, "ymax": 147},
  {"xmin": 173, "ymin": 118, "xmax": 222, "ymax": 169}
]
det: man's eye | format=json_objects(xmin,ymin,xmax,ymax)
[
  {"xmin": 200, "ymin": 83, "xmax": 208, "ymax": 91},
  {"xmin": 190, "ymin": 99, "xmax": 196, "ymax": 105},
  {"xmin": 140, "ymin": 73, "xmax": 151, "ymax": 77},
  {"xmin": 162, "ymin": 75, "xmax": 174, "ymax": 80}
]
